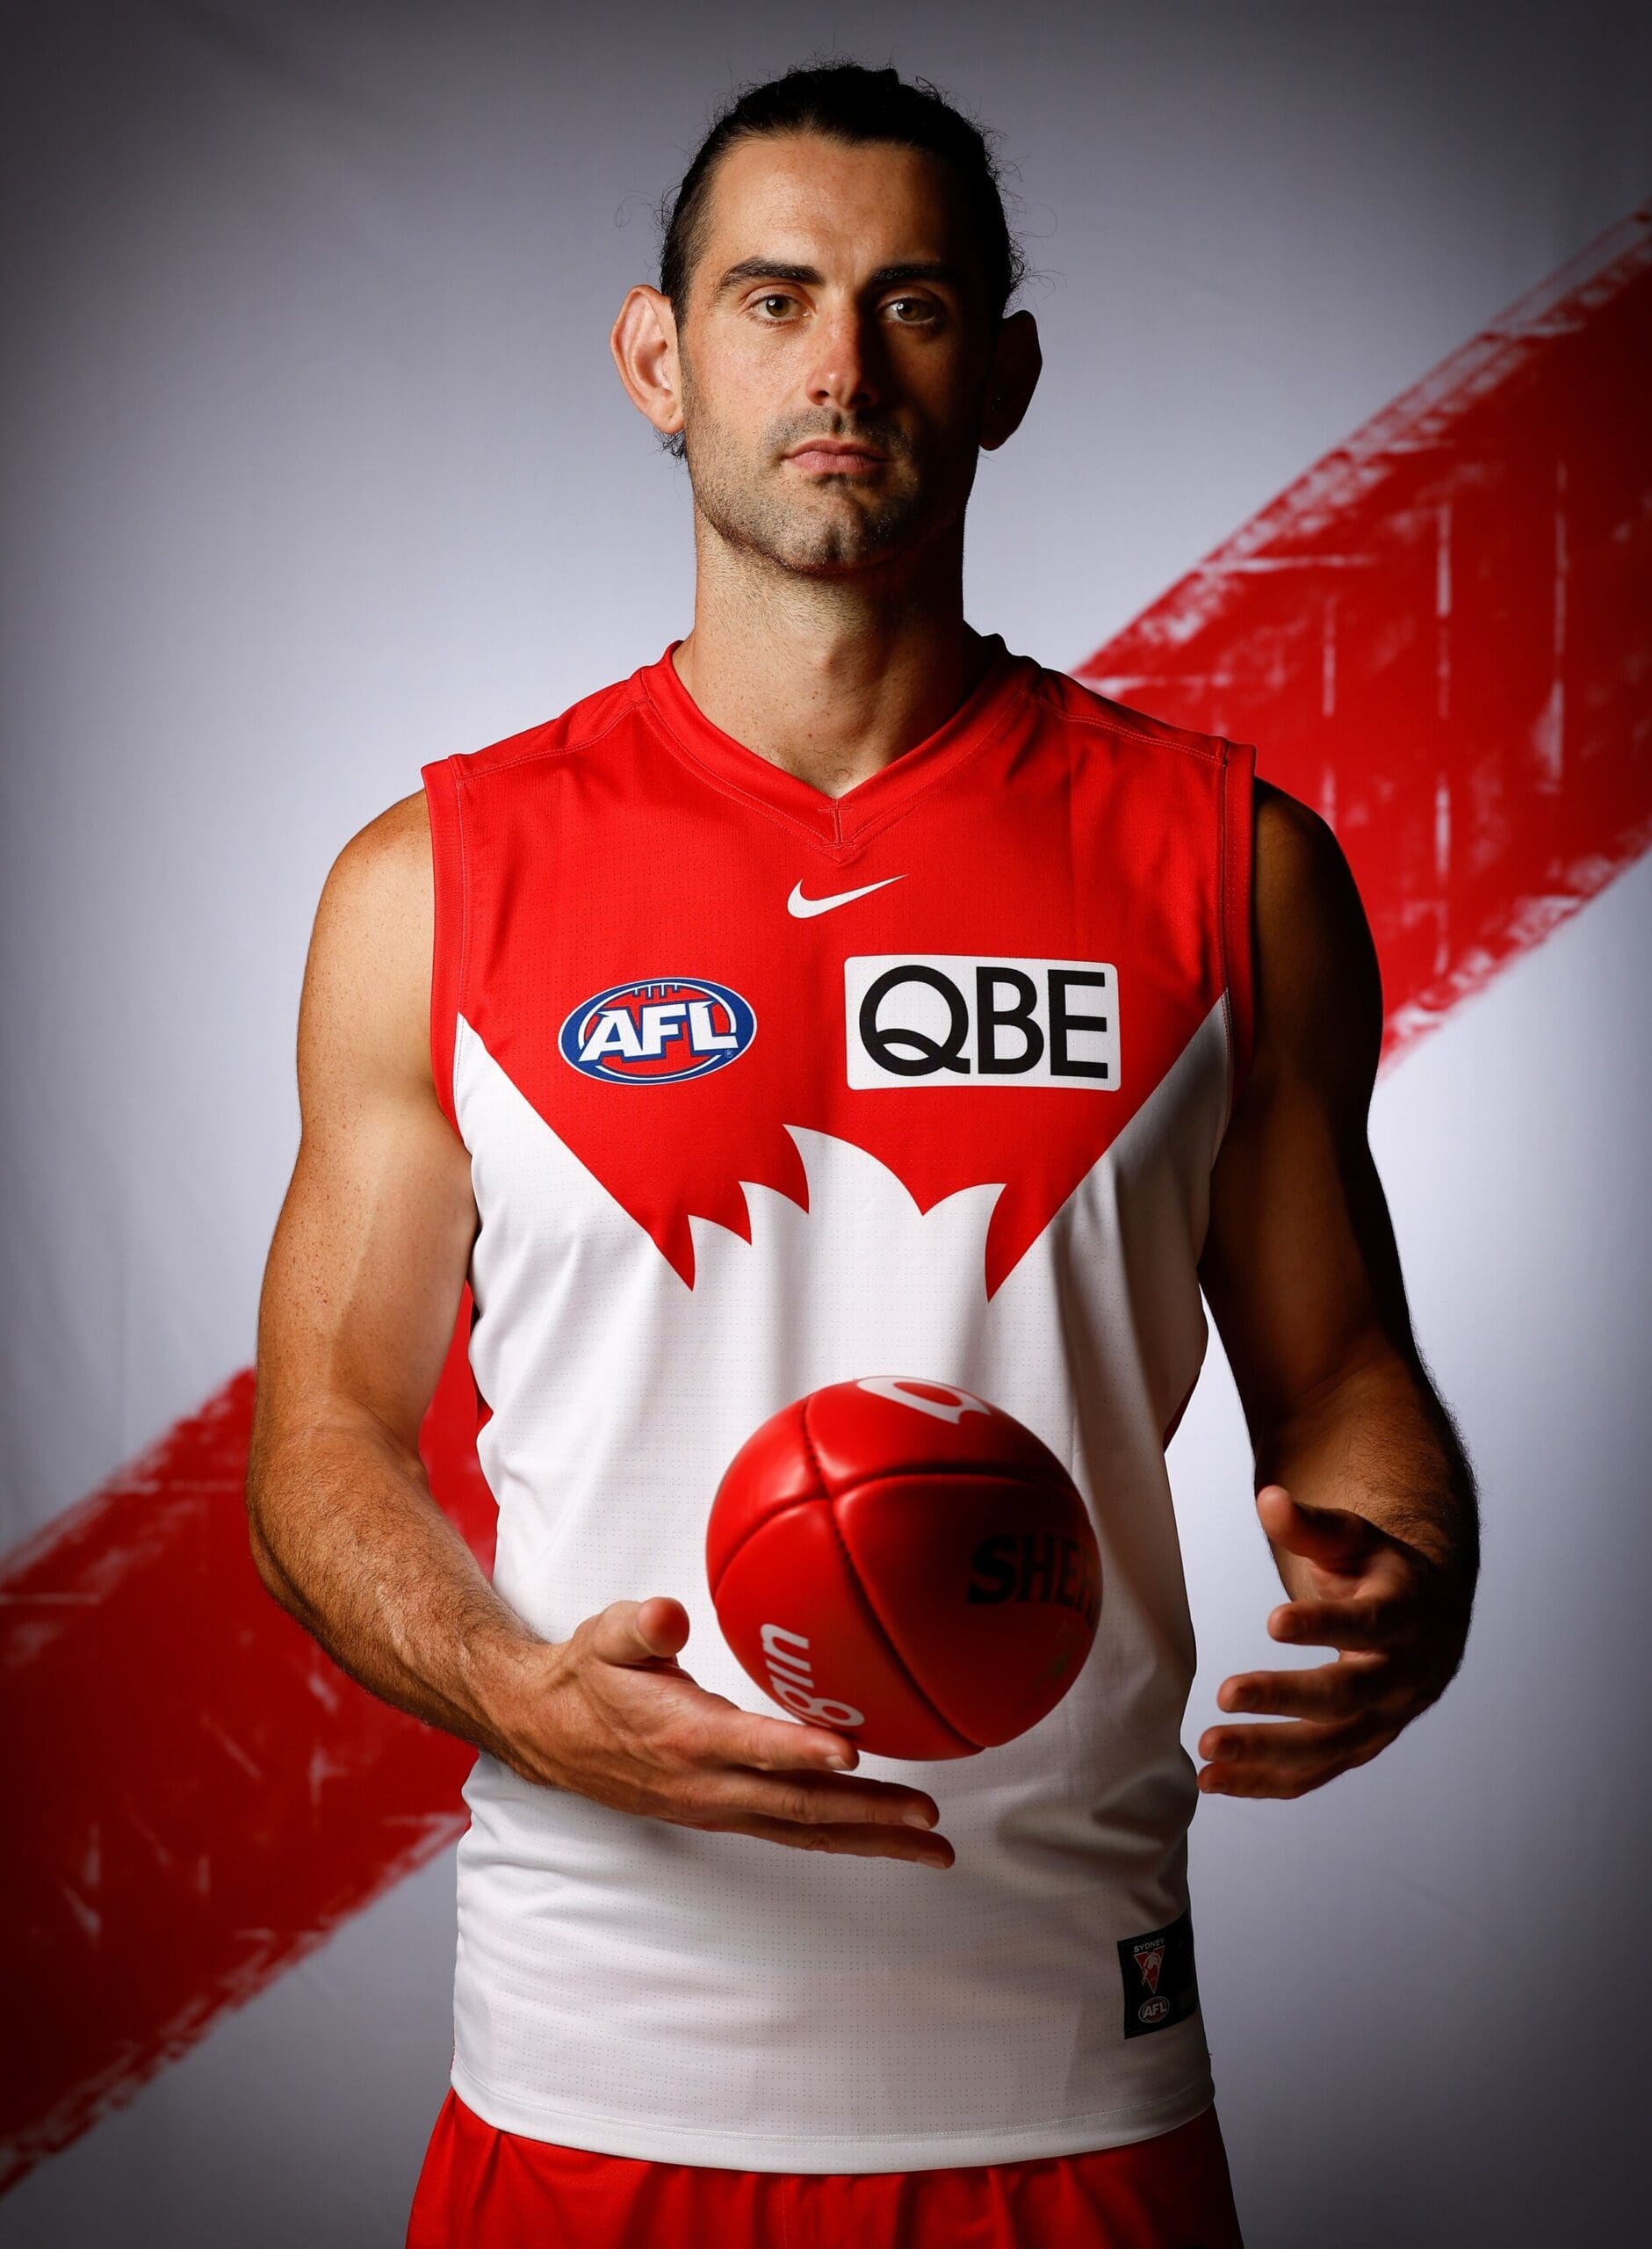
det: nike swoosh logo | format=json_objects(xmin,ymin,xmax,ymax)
[{"xmin": 786, "ymin": 875, "xmax": 906, "ymax": 919}]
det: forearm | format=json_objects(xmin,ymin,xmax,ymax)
[
  {"xmin": 245, "ymin": 1405, "xmax": 546, "ymax": 1762},
  {"xmin": 246, "ymin": 1409, "xmax": 952, "ymax": 1867},
  {"xmin": 1255, "ymin": 1356, "xmax": 1480, "ymax": 1609}
]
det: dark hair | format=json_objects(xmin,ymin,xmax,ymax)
[{"xmin": 654, "ymin": 60, "xmax": 1028, "ymax": 448}]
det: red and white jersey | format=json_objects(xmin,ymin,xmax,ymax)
[{"xmin": 419, "ymin": 632, "xmax": 1256, "ymax": 2173}]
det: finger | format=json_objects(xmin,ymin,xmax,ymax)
[
  {"xmin": 1197, "ymin": 1714, "xmax": 1375, "ymax": 1773},
  {"xmin": 598, "ymin": 1667, "xmax": 862, "ymax": 1779},
  {"xmin": 703, "ymin": 1768, "xmax": 940, "ymax": 1833},
  {"xmin": 717, "ymin": 1812, "xmax": 956, "ymax": 1868},
  {"xmin": 1197, "ymin": 1760, "xmax": 1330, "ymax": 1801},
  {"xmin": 704, "ymin": 1707, "xmax": 862, "ymax": 1775},
  {"xmin": 590, "ymin": 1597, "xmax": 690, "ymax": 1666},
  {"xmin": 1198, "ymin": 1726, "xmax": 1386, "ymax": 1799},
  {"xmin": 1256, "ymin": 1485, "xmax": 1380, "ymax": 1575},
  {"xmin": 633, "ymin": 1595, "xmax": 692, "ymax": 1657},
  {"xmin": 1198, "ymin": 1717, "xmax": 1335, "ymax": 1768},
  {"xmin": 1216, "ymin": 1654, "xmax": 1385, "ymax": 1722},
  {"xmin": 1267, "ymin": 1596, "xmax": 1395, "ymax": 1652}
]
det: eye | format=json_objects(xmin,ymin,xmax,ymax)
[
  {"xmin": 887, "ymin": 296, "xmax": 940, "ymax": 324},
  {"xmin": 753, "ymin": 293, "xmax": 797, "ymax": 320}
]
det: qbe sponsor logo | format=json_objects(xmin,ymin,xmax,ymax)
[
  {"xmin": 844, "ymin": 955, "xmax": 1118, "ymax": 1091},
  {"xmin": 558, "ymin": 975, "xmax": 756, "ymax": 1085}
]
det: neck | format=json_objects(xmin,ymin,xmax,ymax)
[{"xmin": 672, "ymin": 526, "xmax": 990, "ymax": 801}]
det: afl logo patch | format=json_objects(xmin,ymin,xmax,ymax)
[{"xmin": 558, "ymin": 976, "xmax": 756, "ymax": 1085}]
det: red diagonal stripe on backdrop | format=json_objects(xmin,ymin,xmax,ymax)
[
  {"xmin": 3, "ymin": 206, "xmax": 1648, "ymax": 2192},
  {"xmin": 1074, "ymin": 207, "xmax": 1650, "ymax": 1072},
  {"xmin": 0, "ymin": 1327, "xmax": 493, "ymax": 2193}
]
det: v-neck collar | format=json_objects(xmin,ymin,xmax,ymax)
[{"xmin": 635, "ymin": 630, "xmax": 1037, "ymax": 850}]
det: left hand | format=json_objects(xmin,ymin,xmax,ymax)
[{"xmin": 1196, "ymin": 1485, "xmax": 1472, "ymax": 1799}]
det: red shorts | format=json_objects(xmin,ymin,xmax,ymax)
[{"xmin": 405, "ymin": 2086, "xmax": 1245, "ymax": 2247}]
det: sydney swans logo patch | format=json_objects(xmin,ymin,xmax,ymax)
[{"xmin": 559, "ymin": 976, "xmax": 756, "ymax": 1085}]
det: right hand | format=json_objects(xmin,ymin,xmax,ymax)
[{"xmin": 490, "ymin": 1596, "xmax": 955, "ymax": 1869}]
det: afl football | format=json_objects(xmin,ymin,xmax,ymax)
[{"xmin": 706, "ymin": 1377, "xmax": 1102, "ymax": 1761}]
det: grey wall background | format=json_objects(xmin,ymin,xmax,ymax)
[{"xmin": 3, "ymin": 0, "xmax": 1648, "ymax": 2241}]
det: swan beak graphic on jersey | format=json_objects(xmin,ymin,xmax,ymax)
[{"xmin": 787, "ymin": 874, "xmax": 907, "ymax": 918}]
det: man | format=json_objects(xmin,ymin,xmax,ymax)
[{"xmin": 246, "ymin": 60, "xmax": 1478, "ymax": 2249}]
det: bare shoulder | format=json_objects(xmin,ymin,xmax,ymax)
[
  {"xmin": 325, "ymin": 785, "xmax": 431, "ymax": 903},
  {"xmin": 1249, "ymin": 776, "xmax": 1381, "ymax": 1096},
  {"xmin": 318, "ymin": 786, "xmax": 430, "ymax": 942},
  {"xmin": 1253, "ymin": 776, "xmax": 1345, "ymax": 913},
  {"xmin": 300, "ymin": 787, "xmax": 436, "ymax": 1105}
]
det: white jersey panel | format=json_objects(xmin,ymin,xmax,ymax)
[{"xmin": 446, "ymin": 996, "xmax": 1228, "ymax": 2172}]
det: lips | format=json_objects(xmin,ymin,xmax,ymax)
[{"xmin": 786, "ymin": 443, "xmax": 890, "ymax": 474}]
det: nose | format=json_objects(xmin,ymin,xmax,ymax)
[{"xmin": 805, "ymin": 300, "xmax": 883, "ymax": 416}]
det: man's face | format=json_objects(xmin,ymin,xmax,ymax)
[{"xmin": 671, "ymin": 132, "xmax": 1001, "ymax": 576}]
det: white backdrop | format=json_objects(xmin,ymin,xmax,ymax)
[{"xmin": 3, "ymin": 2, "xmax": 1648, "ymax": 2240}]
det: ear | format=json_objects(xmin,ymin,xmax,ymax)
[
  {"xmin": 610, "ymin": 284, "xmax": 685, "ymax": 439},
  {"xmin": 980, "ymin": 309, "xmax": 1042, "ymax": 452}
]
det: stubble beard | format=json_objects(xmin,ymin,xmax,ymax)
[{"xmin": 680, "ymin": 376, "xmax": 957, "ymax": 581}]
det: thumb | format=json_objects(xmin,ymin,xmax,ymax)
[
  {"xmin": 593, "ymin": 1595, "xmax": 691, "ymax": 1667},
  {"xmin": 1256, "ymin": 1484, "xmax": 1374, "ymax": 1573}
]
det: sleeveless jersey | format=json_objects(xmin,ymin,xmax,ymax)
[{"xmin": 419, "ymin": 632, "xmax": 1256, "ymax": 2173}]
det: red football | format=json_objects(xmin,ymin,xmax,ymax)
[{"xmin": 705, "ymin": 1377, "xmax": 1102, "ymax": 1761}]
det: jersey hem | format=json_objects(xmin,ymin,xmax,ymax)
[{"xmin": 448, "ymin": 2055, "xmax": 1217, "ymax": 2175}]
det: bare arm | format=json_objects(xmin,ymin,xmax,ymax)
[
  {"xmin": 1194, "ymin": 780, "xmax": 1480, "ymax": 1798},
  {"xmin": 245, "ymin": 790, "xmax": 538, "ymax": 1753},
  {"xmin": 246, "ymin": 791, "xmax": 950, "ymax": 1862}
]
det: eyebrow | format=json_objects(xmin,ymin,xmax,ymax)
[{"xmin": 711, "ymin": 257, "xmax": 970, "ymax": 299}]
